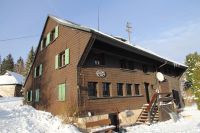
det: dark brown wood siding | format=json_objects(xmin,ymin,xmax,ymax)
[{"xmin": 24, "ymin": 18, "xmax": 92, "ymax": 115}]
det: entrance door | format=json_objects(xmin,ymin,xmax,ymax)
[
  {"xmin": 144, "ymin": 83, "xmax": 150, "ymax": 103},
  {"xmin": 109, "ymin": 113, "xmax": 119, "ymax": 132}
]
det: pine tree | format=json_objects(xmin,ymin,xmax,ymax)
[
  {"xmin": 25, "ymin": 47, "xmax": 35, "ymax": 77},
  {"xmin": 185, "ymin": 52, "xmax": 200, "ymax": 109},
  {"xmin": 15, "ymin": 56, "xmax": 25, "ymax": 75},
  {"xmin": 1, "ymin": 54, "xmax": 14, "ymax": 74}
]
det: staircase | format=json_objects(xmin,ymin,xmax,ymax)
[
  {"xmin": 136, "ymin": 93, "xmax": 159, "ymax": 125},
  {"xmin": 136, "ymin": 104, "xmax": 159, "ymax": 124}
]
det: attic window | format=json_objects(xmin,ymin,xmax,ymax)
[
  {"xmin": 50, "ymin": 29, "xmax": 55, "ymax": 42},
  {"xmin": 94, "ymin": 53, "xmax": 105, "ymax": 66},
  {"xmin": 42, "ymin": 38, "xmax": 46, "ymax": 49}
]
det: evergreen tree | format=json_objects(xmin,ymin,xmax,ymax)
[
  {"xmin": 1, "ymin": 54, "xmax": 14, "ymax": 74},
  {"xmin": 185, "ymin": 52, "xmax": 200, "ymax": 109},
  {"xmin": 25, "ymin": 47, "xmax": 35, "ymax": 77},
  {"xmin": 15, "ymin": 56, "xmax": 25, "ymax": 75}
]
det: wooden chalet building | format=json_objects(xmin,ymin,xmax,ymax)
[{"xmin": 24, "ymin": 15, "xmax": 187, "ymax": 127}]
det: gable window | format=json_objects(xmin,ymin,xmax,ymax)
[
  {"xmin": 35, "ymin": 89, "xmax": 40, "ymax": 102},
  {"xmin": 120, "ymin": 59, "xmax": 127, "ymax": 69},
  {"xmin": 27, "ymin": 90, "xmax": 32, "ymax": 102},
  {"xmin": 128, "ymin": 61, "xmax": 135, "ymax": 70},
  {"xmin": 55, "ymin": 48, "xmax": 70, "ymax": 69},
  {"xmin": 134, "ymin": 84, "xmax": 140, "ymax": 95},
  {"xmin": 50, "ymin": 29, "xmax": 55, "ymax": 42},
  {"xmin": 88, "ymin": 82, "xmax": 97, "ymax": 97},
  {"xmin": 94, "ymin": 53, "xmax": 105, "ymax": 66},
  {"xmin": 142, "ymin": 65, "xmax": 148, "ymax": 73},
  {"xmin": 57, "ymin": 83, "xmax": 66, "ymax": 101},
  {"xmin": 103, "ymin": 82, "xmax": 110, "ymax": 97},
  {"xmin": 126, "ymin": 84, "xmax": 132, "ymax": 96},
  {"xmin": 34, "ymin": 64, "xmax": 42, "ymax": 78},
  {"xmin": 117, "ymin": 83, "xmax": 123, "ymax": 96},
  {"xmin": 41, "ymin": 38, "xmax": 46, "ymax": 50}
]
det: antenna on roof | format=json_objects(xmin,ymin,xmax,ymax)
[
  {"xmin": 98, "ymin": 6, "xmax": 100, "ymax": 31},
  {"xmin": 126, "ymin": 22, "xmax": 132, "ymax": 43}
]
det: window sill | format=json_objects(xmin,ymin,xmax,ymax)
[
  {"xmin": 88, "ymin": 95, "xmax": 144, "ymax": 100},
  {"xmin": 40, "ymin": 38, "xmax": 57, "ymax": 52},
  {"xmin": 57, "ymin": 100, "xmax": 65, "ymax": 102},
  {"xmin": 34, "ymin": 75, "xmax": 42, "ymax": 79}
]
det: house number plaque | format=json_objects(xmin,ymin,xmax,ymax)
[{"xmin": 96, "ymin": 70, "xmax": 106, "ymax": 78}]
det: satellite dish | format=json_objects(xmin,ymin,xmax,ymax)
[{"xmin": 156, "ymin": 72, "xmax": 165, "ymax": 82}]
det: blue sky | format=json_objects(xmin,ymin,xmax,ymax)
[{"xmin": 0, "ymin": 0, "xmax": 200, "ymax": 64}]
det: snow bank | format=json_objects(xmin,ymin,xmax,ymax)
[
  {"xmin": 126, "ymin": 104, "xmax": 200, "ymax": 133},
  {"xmin": 0, "ymin": 97, "xmax": 81, "ymax": 133}
]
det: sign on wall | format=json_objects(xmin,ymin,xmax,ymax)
[{"xmin": 96, "ymin": 70, "xmax": 106, "ymax": 78}]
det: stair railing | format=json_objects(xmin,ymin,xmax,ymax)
[{"xmin": 146, "ymin": 93, "xmax": 158, "ymax": 123}]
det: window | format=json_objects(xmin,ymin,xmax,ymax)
[
  {"xmin": 135, "ymin": 84, "xmax": 140, "ymax": 95},
  {"xmin": 34, "ymin": 64, "xmax": 42, "ymax": 78},
  {"xmin": 59, "ymin": 52, "xmax": 65, "ymax": 67},
  {"xmin": 50, "ymin": 29, "xmax": 55, "ymax": 42},
  {"xmin": 27, "ymin": 90, "xmax": 32, "ymax": 102},
  {"xmin": 142, "ymin": 65, "xmax": 148, "ymax": 73},
  {"xmin": 126, "ymin": 84, "xmax": 132, "ymax": 96},
  {"xmin": 128, "ymin": 61, "xmax": 135, "ymax": 70},
  {"xmin": 88, "ymin": 82, "xmax": 97, "ymax": 97},
  {"xmin": 117, "ymin": 83, "xmax": 123, "ymax": 96},
  {"xmin": 120, "ymin": 59, "xmax": 127, "ymax": 69},
  {"xmin": 41, "ymin": 37, "xmax": 46, "ymax": 50},
  {"xmin": 55, "ymin": 48, "xmax": 70, "ymax": 69},
  {"xmin": 94, "ymin": 53, "xmax": 105, "ymax": 66},
  {"xmin": 35, "ymin": 89, "xmax": 40, "ymax": 102},
  {"xmin": 57, "ymin": 83, "xmax": 66, "ymax": 101},
  {"xmin": 103, "ymin": 82, "xmax": 110, "ymax": 97},
  {"xmin": 40, "ymin": 26, "xmax": 59, "ymax": 51}
]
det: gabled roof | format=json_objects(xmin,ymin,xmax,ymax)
[
  {"xmin": 0, "ymin": 71, "xmax": 24, "ymax": 85},
  {"xmin": 49, "ymin": 15, "xmax": 187, "ymax": 69}
]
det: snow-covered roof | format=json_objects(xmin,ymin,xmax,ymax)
[
  {"xmin": 0, "ymin": 71, "xmax": 24, "ymax": 85},
  {"xmin": 49, "ymin": 15, "xmax": 187, "ymax": 69}
]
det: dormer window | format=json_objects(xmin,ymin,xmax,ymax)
[{"xmin": 94, "ymin": 53, "xmax": 105, "ymax": 66}]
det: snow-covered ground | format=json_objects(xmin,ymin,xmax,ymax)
[
  {"xmin": 0, "ymin": 97, "xmax": 80, "ymax": 133},
  {"xmin": 126, "ymin": 104, "xmax": 200, "ymax": 133},
  {"xmin": 1, "ymin": 97, "xmax": 200, "ymax": 133}
]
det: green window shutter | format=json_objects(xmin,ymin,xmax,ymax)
[
  {"xmin": 34, "ymin": 67, "xmax": 36, "ymax": 78},
  {"xmin": 35, "ymin": 89, "xmax": 39, "ymax": 102},
  {"xmin": 61, "ymin": 84, "xmax": 65, "ymax": 101},
  {"xmin": 46, "ymin": 32, "xmax": 50, "ymax": 46},
  {"xmin": 65, "ymin": 48, "xmax": 70, "ymax": 65},
  {"xmin": 55, "ymin": 26, "xmax": 59, "ymax": 39},
  {"xmin": 58, "ymin": 84, "xmax": 62, "ymax": 101},
  {"xmin": 30, "ymin": 91, "xmax": 32, "ymax": 101},
  {"xmin": 40, "ymin": 40, "xmax": 43, "ymax": 51},
  {"xmin": 55, "ymin": 54, "xmax": 59, "ymax": 69},
  {"xmin": 39, "ymin": 64, "xmax": 42, "ymax": 76}
]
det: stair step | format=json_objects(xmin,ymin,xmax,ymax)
[
  {"xmin": 142, "ymin": 107, "xmax": 148, "ymax": 109},
  {"xmin": 140, "ymin": 116, "xmax": 148, "ymax": 119},
  {"xmin": 138, "ymin": 118, "xmax": 147, "ymax": 121},
  {"xmin": 143, "ymin": 104, "xmax": 149, "ymax": 107}
]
